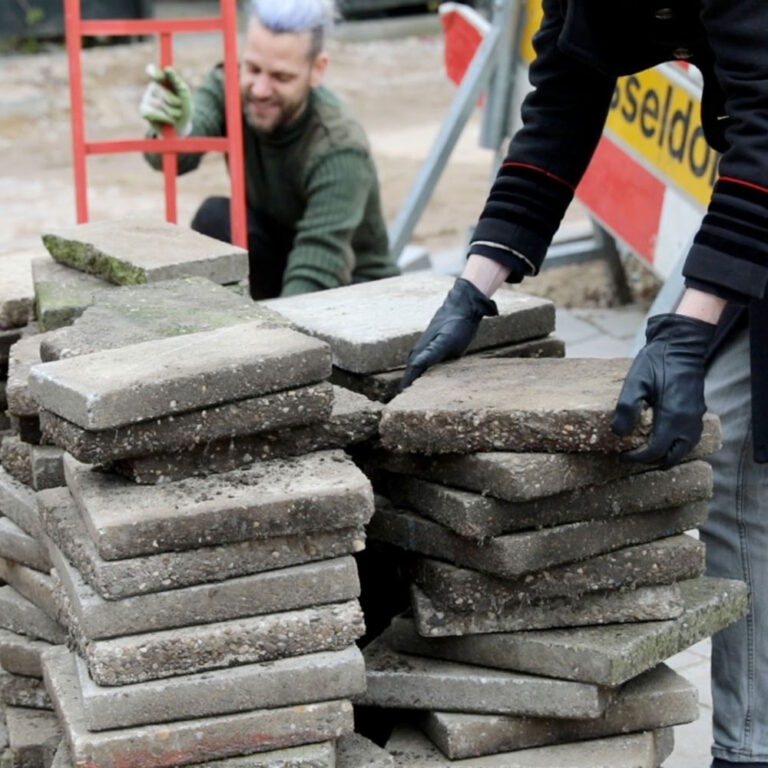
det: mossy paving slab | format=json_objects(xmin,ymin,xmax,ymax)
[
  {"xmin": 39, "ymin": 276, "xmax": 288, "ymax": 362},
  {"xmin": 389, "ymin": 577, "xmax": 749, "ymax": 686},
  {"xmin": 42, "ymin": 218, "xmax": 248, "ymax": 286}
]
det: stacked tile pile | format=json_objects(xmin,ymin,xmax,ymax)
[
  {"xmin": 0, "ymin": 249, "xmax": 68, "ymax": 768},
  {"xmin": 25, "ymin": 318, "xmax": 384, "ymax": 768},
  {"xmin": 266, "ymin": 273, "xmax": 564, "ymax": 403},
  {"xmin": 357, "ymin": 356, "xmax": 749, "ymax": 766}
]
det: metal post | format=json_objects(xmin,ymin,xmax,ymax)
[
  {"xmin": 480, "ymin": 0, "xmax": 520, "ymax": 152},
  {"xmin": 388, "ymin": 15, "xmax": 504, "ymax": 260}
]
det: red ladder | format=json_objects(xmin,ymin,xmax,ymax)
[{"xmin": 64, "ymin": 0, "xmax": 248, "ymax": 248}]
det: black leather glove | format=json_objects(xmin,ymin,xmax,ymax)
[
  {"xmin": 611, "ymin": 313, "xmax": 716, "ymax": 468},
  {"xmin": 399, "ymin": 278, "xmax": 498, "ymax": 390}
]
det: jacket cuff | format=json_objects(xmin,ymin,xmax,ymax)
[
  {"xmin": 470, "ymin": 218, "xmax": 550, "ymax": 276},
  {"xmin": 683, "ymin": 243, "xmax": 768, "ymax": 301}
]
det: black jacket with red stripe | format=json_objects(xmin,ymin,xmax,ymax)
[{"xmin": 471, "ymin": 0, "xmax": 768, "ymax": 461}]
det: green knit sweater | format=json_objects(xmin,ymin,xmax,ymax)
[{"xmin": 146, "ymin": 65, "xmax": 398, "ymax": 296}]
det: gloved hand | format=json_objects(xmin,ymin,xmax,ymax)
[
  {"xmin": 611, "ymin": 313, "xmax": 716, "ymax": 468},
  {"xmin": 139, "ymin": 64, "xmax": 192, "ymax": 136},
  {"xmin": 399, "ymin": 278, "xmax": 499, "ymax": 390}
]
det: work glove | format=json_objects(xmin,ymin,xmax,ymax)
[
  {"xmin": 399, "ymin": 278, "xmax": 498, "ymax": 390},
  {"xmin": 139, "ymin": 64, "xmax": 193, "ymax": 136},
  {"xmin": 611, "ymin": 313, "xmax": 716, "ymax": 469}
]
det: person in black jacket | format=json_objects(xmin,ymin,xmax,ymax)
[{"xmin": 401, "ymin": 2, "xmax": 768, "ymax": 766}]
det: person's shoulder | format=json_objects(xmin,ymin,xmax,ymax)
[{"xmin": 308, "ymin": 86, "xmax": 372, "ymax": 156}]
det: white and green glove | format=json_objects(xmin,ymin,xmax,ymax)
[{"xmin": 140, "ymin": 64, "xmax": 193, "ymax": 136}]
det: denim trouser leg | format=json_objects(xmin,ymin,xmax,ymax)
[{"xmin": 701, "ymin": 327, "xmax": 768, "ymax": 762}]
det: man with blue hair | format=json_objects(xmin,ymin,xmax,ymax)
[{"xmin": 140, "ymin": 0, "xmax": 398, "ymax": 299}]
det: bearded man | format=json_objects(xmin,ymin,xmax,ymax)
[{"xmin": 141, "ymin": 0, "xmax": 398, "ymax": 299}]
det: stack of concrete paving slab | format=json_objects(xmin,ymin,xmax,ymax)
[
  {"xmin": 30, "ymin": 275, "xmax": 383, "ymax": 485},
  {"xmin": 21, "ymin": 317, "xmax": 393, "ymax": 767},
  {"xmin": 266, "ymin": 273, "xmax": 564, "ymax": 403},
  {"xmin": 356, "ymin": 355, "xmax": 750, "ymax": 766}
]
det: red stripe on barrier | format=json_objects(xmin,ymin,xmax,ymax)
[{"xmin": 577, "ymin": 137, "xmax": 666, "ymax": 263}]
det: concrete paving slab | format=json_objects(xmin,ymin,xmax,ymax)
[
  {"xmin": 51, "ymin": 740, "xmax": 337, "ymax": 768},
  {"xmin": 31, "ymin": 257, "xmax": 113, "ymax": 332},
  {"xmin": 369, "ymin": 498, "xmax": 708, "ymax": 579},
  {"xmin": 6, "ymin": 335, "xmax": 46, "ymax": 419},
  {"xmin": 0, "ymin": 469, "xmax": 42, "ymax": 538},
  {"xmin": 112, "ymin": 385, "xmax": 382, "ymax": 484},
  {"xmin": 0, "ymin": 558, "xmax": 57, "ymax": 621},
  {"xmin": 38, "ymin": 276, "xmax": 288, "ymax": 362},
  {"xmin": 389, "ymin": 577, "xmax": 749, "ymax": 686},
  {"xmin": 337, "ymin": 734, "xmax": 394, "ymax": 767},
  {"xmin": 0, "ymin": 587, "xmax": 64, "ymax": 645},
  {"xmin": 381, "ymin": 358, "xmax": 662, "ymax": 454},
  {"xmin": 371, "ymin": 414, "xmax": 721, "ymax": 501},
  {"xmin": 81, "ymin": 598, "xmax": 365, "ymax": 686},
  {"xmin": 40, "ymin": 382, "xmax": 333, "ymax": 464},
  {"xmin": 42, "ymin": 218, "xmax": 248, "ymax": 286},
  {"xmin": 38, "ymin": 487, "xmax": 366, "ymax": 599},
  {"xmin": 0, "ymin": 438, "xmax": 62, "ymax": 492},
  {"xmin": 0, "ymin": 629, "xmax": 50, "ymax": 678},
  {"xmin": 386, "ymin": 725, "xmax": 674, "ymax": 767},
  {"xmin": 423, "ymin": 663, "xmax": 697, "ymax": 759},
  {"xmin": 569, "ymin": 307, "xmax": 647, "ymax": 340},
  {"xmin": 383, "ymin": 460, "xmax": 712, "ymax": 539},
  {"xmin": 0, "ymin": 672, "xmax": 51, "ymax": 710},
  {"xmin": 266, "ymin": 275, "xmax": 555, "ymax": 374},
  {"xmin": 77, "ymin": 645, "xmax": 365, "ymax": 731},
  {"xmin": 51, "ymin": 541, "xmax": 360, "ymax": 639},
  {"xmin": 411, "ymin": 582, "xmax": 684, "ymax": 636},
  {"xmin": 42, "ymin": 648, "xmax": 353, "ymax": 768},
  {"xmin": 411, "ymin": 535, "xmax": 705, "ymax": 613},
  {"xmin": 0, "ymin": 251, "xmax": 36, "ymax": 331},
  {"xmin": 331, "ymin": 336, "xmax": 566, "ymax": 403},
  {"xmin": 358, "ymin": 633, "xmax": 612, "ymax": 719},
  {"xmin": 4, "ymin": 706, "xmax": 60, "ymax": 768},
  {"xmin": 0, "ymin": 518, "xmax": 51, "ymax": 573},
  {"xmin": 29, "ymin": 323, "xmax": 332, "ymax": 430},
  {"xmin": 64, "ymin": 450, "xmax": 373, "ymax": 559},
  {"xmin": 0, "ymin": 436, "xmax": 32, "ymax": 487}
]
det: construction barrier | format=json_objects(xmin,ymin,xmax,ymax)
[{"xmin": 440, "ymin": 1, "xmax": 715, "ymax": 281}]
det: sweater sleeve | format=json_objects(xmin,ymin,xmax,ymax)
[
  {"xmin": 143, "ymin": 66, "xmax": 227, "ymax": 176},
  {"xmin": 280, "ymin": 149, "xmax": 374, "ymax": 296},
  {"xmin": 469, "ymin": 0, "xmax": 616, "ymax": 282}
]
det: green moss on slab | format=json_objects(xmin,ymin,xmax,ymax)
[{"xmin": 42, "ymin": 235, "xmax": 148, "ymax": 286}]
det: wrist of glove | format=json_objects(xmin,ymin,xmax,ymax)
[
  {"xmin": 611, "ymin": 312, "xmax": 716, "ymax": 468},
  {"xmin": 140, "ymin": 64, "xmax": 193, "ymax": 136},
  {"xmin": 399, "ymin": 278, "xmax": 498, "ymax": 391}
]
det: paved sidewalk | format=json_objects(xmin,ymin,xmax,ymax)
[{"xmin": 558, "ymin": 303, "xmax": 712, "ymax": 768}]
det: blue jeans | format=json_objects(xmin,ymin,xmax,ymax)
[{"xmin": 702, "ymin": 327, "xmax": 768, "ymax": 763}]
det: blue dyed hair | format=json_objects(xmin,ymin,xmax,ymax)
[{"xmin": 249, "ymin": 0, "xmax": 335, "ymax": 59}]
